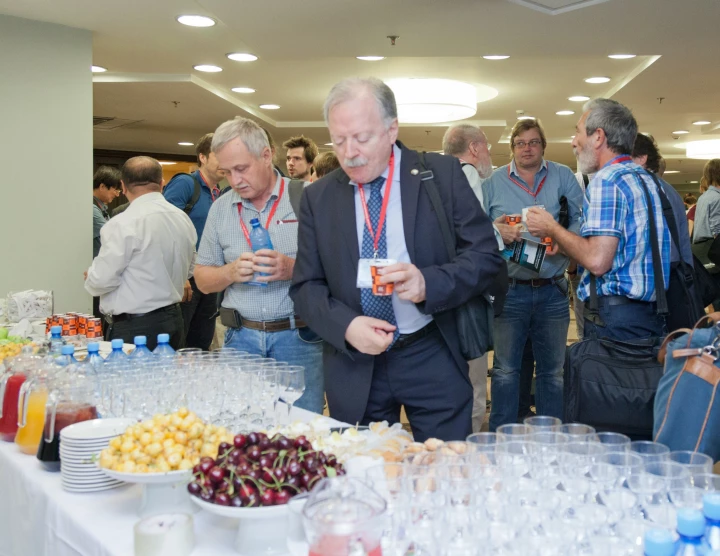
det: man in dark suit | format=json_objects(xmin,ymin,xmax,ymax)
[{"xmin": 290, "ymin": 77, "xmax": 503, "ymax": 441}]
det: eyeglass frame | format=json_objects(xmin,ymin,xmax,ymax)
[{"xmin": 512, "ymin": 139, "xmax": 543, "ymax": 149}]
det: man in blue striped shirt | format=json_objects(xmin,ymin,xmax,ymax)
[{"xmin": 527, "ymin": 98, "xmax": 669, "ymax": 341}]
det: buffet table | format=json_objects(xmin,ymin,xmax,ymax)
[{"xmin": 0, "ymin": 408, "xmax": 345, "ymax": 556}]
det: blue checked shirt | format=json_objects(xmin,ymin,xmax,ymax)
[
  {"xmin": 197, "ymin": 174, "xmax": 299, "ymax": 321},
  {"xmin": 577, "ymin": 158, "xmax": 670, "ymax": 303}
]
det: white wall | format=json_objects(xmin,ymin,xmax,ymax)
[{"xmin": 0, "ymin": 15, "xmax": 93, "ymax": 314}]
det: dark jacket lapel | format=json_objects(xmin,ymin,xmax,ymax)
[
  {"xmin": 334, "ymin": 169, "xmax": 360, "ymax": 277},
  {"xmin": 398, "ymin": 142, "xmax": 422, "ymax": 262}
]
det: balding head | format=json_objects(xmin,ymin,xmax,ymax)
[
  {"xmin": 121, "ymin": 156, "xmax": 163, "ymax": 199},
  {"xmin": 442, "ymin": 124, "xmax": 493, "ymax": 179}
]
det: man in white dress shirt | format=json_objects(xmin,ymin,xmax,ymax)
[{"xmin": 85, "ymin": 157, "xmax": 197, "ymax": 350}]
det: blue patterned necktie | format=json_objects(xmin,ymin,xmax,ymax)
[{"xmin": 360, "ymin": 176, "xmax": 399, "ymax": 347}]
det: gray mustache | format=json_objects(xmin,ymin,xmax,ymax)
[{"xmin": 344, "ymin": 156, "xmax": 368, "ymax": 168}]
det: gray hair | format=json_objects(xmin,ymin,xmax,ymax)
[
  {"xmin": 211, "ymin": 116, "xmax": 270, "ymax": 158},
  {"xmin": 442, "ymin": 124, "xmax": 487, "ymax": 156},
  {"xmin": 583, "ymin": 98, "xmax": 637, "ymax": 155},
  {"xmin": 323, "ymin": 77, "xmax": 397, "ymax": 127}
]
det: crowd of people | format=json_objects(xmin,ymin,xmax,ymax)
[{"xmin": 87, "ymin": 76, "xmax": 719, "ymax": 441}]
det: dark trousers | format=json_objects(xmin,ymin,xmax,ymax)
[
  {"xmin": 360, "ymin": 326, "xmax": 473, "ymax": 442},
  {"xmin": 584, "ymin": 298, "xmax": 666, "ymax": 342},
  {"xmin": 181, "ymin": 277, "xmax": 217, "ymax": 351},
  {"xmin": 92, "ymin": 296, "xmax": 103, "ymax": 320},
  {"xmin": 105, "ymin": 304, "xmax": 184, "ymax": 351},
  {"xmin": 517, "ymin": 339, "xmax": 535, "ymax": 419}
]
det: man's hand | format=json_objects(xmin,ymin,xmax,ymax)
[
  {"xmin": 378, "ymin": 263, "xmax": 427, "ymax": 303},
  {"xmin": 547, "ymin": 242, "xmax": 560, "ymax": 256},
  {"xmin": 525, "ymin": 207, "xmax": 560, "ymax": 238},
  {"xmin": 83, "ymin": 270, "xmax": 88, "ymax": 281},
  {"xmin": 345, "ymin": 316, "xmax": 396, "ymax": 355},
  {"xmin": 227, "ymin": 252, "xmax": 256, "ymax": 283},
  {"xmin": 182, "ymin": 280, "xmax": 193, "ymax": 303},
  {"xmin": 493, "ymin": 215, "xmax": 523, "ymax": 245},
  {"xmin": 253, "ymin": 250, "xmax": 295, "ymax": 282}
]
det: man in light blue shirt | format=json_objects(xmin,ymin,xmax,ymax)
[{"xmin": 482, "ymin": 120, "xmax": 583, "ymax": 431}]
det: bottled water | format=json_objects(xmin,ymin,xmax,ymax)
[
  {"xmin": 49, "ymin": 326, "xmax": 65, "ymax": 356},
  {"xmin": 705, "ymin": 493, "xmax": 720, "ymax": 550},
  {"xmin": 644, "ymin": 529, "xmax": 675, "ymax": 556},
  {"xmin": 104, "ymin": 339, "xmax": 128, "ymax": 367},
  {"xmin": 248, "ymin": 218, "xmax": 273, "ymax": 286},
  {"xmin": 82, "ymin": 342, "xmax": 105, "ymax": 373},
  {"xmin": 675, "ymin": 508, "xmax": 710, "ymax": 555},
  {"xmin": 153, "ymin": 334, "xmax": 175, "ymax": 358},
  {"xmin": 55, "ymin": 345, "xmax": 78, "ymax": 367},
  {"xmin": 128, "ymin": 336, "xmax": 153, "ymax": 364}
]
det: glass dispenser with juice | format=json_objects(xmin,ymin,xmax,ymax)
[
  {"xmin": 0, "ymin": 347, "xmax": 42, "ymax": 442},
  {"xmin": 16, "ymin": 366, "xmax": 54, "ymax": 455}
]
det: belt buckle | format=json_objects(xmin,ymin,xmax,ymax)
[{"xmin": 531, "ymin": 278, "xmax": 542, "ymax": 288}]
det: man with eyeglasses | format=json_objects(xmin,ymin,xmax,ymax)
[{"xmin": 482, "ymin": 119, "xmax": 583, "ymax": 431}]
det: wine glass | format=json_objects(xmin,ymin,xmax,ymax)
[{"xmin": 277, "ymin": 366, "xmax": 305, "ymax": 421}]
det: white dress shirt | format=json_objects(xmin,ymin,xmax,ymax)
[
  {"xmin": 460, "ymin": 162, "xmax": 504, "ymax": 250},
  {"xmin": 351, "ymin": 144, "xmax": 434, "ymax": 334},
  {"xmin": 85, "ymin": 192, "xmax": 197, "ymax": 315}
]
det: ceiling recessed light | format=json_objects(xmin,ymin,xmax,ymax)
[
  {"xmin": 227, "ymin": 53, "xmax": 258, "ymax": 62},
  {"xmin": 324, "ymin": 142, "xmax": 333, "ymax": 146},
  {"xmin": 693, "ymin": 120, "xmax": 711, "ymax": 126},
  {"xmin": 571, "ymin": 135, "xmax": 576, "ymax": 138},
  {"xmin": 177, "ymin": 15, "xmax": 216, "ymax": 27},
  {"xmin": 690, "ymin": 180, "xmax": 699, "ymax": 184},
  {"xmin": 259, "ymin": 104, "xmax": 280, "ymax": 110},
  {"xmin": 556, "ymin": 110, "xmax": 575, "ymax": 116},
  {"xmin": 517, "ymin": 116, "xmax": 535, "ymax": 120},
  {"xmin": 356, "ymin": 56, "xmax": 385, "ymax": 61},
  {"xmin": 91, "ymin": 65, "xmax": 107, "ymax": 73},
  {"xmin": 231, "ymin": 87, "xmax": 256, "ymax": 94},
  {"xmin": 664, "ymin": 170, "xmax": 680, "ymax": 174},
  {"xmin": 568, "ymin": 96, "xmax": 590, "ymax": 102},
  {"xmin": 483, "ymin": 55, "xmax": 510, "ymax": 60},
  {"xmin": 158, "ymin": 162, "xmax": 176, "ymax": 166},
  {"xmin": 672, "ymin": 130, "xmax": 690, "ymax": 135},
  {"xmin": 585, "ymin": 77, "xmax": 611, "ymax": 84},
  {"xmin": 178, "ymin": 142, "xmax": 194, "ymax": 146},
  {"xmin": 608, "ymin": 54, "xmax": 636, "ymax": 59},
  {"xmin": 193, "ymin": 64, "xmax": 222, "ymax": 72}
]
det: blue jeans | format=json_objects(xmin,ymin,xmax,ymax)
[
  {"xmin": 583, "ymin": 298, "xmax": 666, "ymax": 341},
  {"xmin": 489, "ymin": 279, "xmax": 570, "ymax": 431},
  {"xmin": 224, "ymin": 326, "xmax": 325, "ymax": 414}
]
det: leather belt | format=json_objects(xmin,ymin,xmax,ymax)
[
  {"xmin": 509, "ymin": 275, "xmax": 565, "ymax": 287},
  {"xmin": 107, "ymin": 303, "xmax": 179, "ymax": 324},
  {"xmin": 596, "ymin": 295, "xmax": 655, "ymax": 307},
  {"xmin": 240, "ymin": 316, "xmax": 307, "ymax": 332},
  {"xmin": 391, "ymin": 321, "xmax": 438, "ymax": 351}
]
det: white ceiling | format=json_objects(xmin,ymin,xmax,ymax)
[{"xmin": 1, "ymin": 0, "xmax": 719, "ymax": 192}]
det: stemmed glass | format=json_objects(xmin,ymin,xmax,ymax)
[{"xmin": 277, "ymin": 366, "xmax": 305, "ymax": 422}]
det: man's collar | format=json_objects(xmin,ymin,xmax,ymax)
[
  {"xmin": 129, "ymin": 191, "xmax": 163, "ymax": 205},
  {"xmin": 510, "ymin": 158, "xmax": 547, "ymax": 177},
  {"xmin": 92, "ymin": 195, "xmax": 107, "ymax": 209},
  {"xmin": 234, "ymin": 172, "xmax": 284, "ymax": 209}
]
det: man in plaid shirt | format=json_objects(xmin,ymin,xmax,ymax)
[{"xmin": 526, "ymin": 98, "xmax": 669, "ymax": 341}]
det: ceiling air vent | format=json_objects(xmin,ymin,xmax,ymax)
[
  {"xmin": 506, "ymin": 0, "xmax": 612, "ymax": 15},
  {"xmin": 93, "ymin": 117, "xmax": 144, "ymax": 131}
]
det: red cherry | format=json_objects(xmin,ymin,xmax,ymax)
[
  {"xmin": 275, "ymin": 490, "xmax": 291, "ymax": 505},
  {"xmin": 245, "ymin": 445, "xmax": 262, "ymax": 461},
  {"xmin": 199, "ymin": 458, "xmax": 215, "ymax": 475},
  {"xmin": 257, "ymin": 436, "xmax": 271, "ymax": 451},
  {"xmin": 272, "ymin": 467, "xmax": 286, "ymax": 483},
  {"xmin": 208, "ymin": 466, "xmax": 226, "ymax": 485},
  {"xmin": 260, "ymin": 489, "xmax": 276, "ymax": 506},
  {"xmin": 326, "ymin": 454, "xmax": 338, "ymax": 467},
  {"xmin": 293, "ymin": 436, "xmax": 310, "ymax": 450},
  {"xmin": 187, "ymin": 482, "xmax": 202, "ymax": 496},
  {"xmin": 218, "ymin": 442, "xmax": 232, "ymax": 456},
  {"xmin": 230, "ymin": 495, "xmax": 244, "ymax": 507},
  {"xmin": 214, "ymin": 492, "xmax": 231, "ymax": 506},
  {"xmin": 233, "ymin": 434, "xmax": 248, "ymax": 449},
  {"xmin": 262, "ymin": 467, "xmax": 275, "ymax": 483},
  {"xmin": 247, "ymin": 432, "xmax": 259, "ymax": 446},
  {"xmin": 199, "ymin": 487, "xmax": 215, "ymax": 502}
]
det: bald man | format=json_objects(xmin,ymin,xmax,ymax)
[{"xmin": 85, "ymin": 156, "xmax": 197, "ymax": 350}]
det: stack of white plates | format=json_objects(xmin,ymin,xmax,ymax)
[{"xmin": 60, "ymin": 418, "xmax": 135, "ymax": 493}]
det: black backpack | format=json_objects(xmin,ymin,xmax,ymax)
[{"xmin": 168, "ymin": 173, "xmax": 202, "ymax": 214}]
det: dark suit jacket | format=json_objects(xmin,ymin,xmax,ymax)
[{"xmin": 290, "ymin": 142, "xmax": 503, "ymax": 425}]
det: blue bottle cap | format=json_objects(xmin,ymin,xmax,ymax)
[
  {"xmin": 111, "ymin": 339, "xmax": 124, "ymax": 349},
  {"xmin": 644, "ymin": 528, "xmax": 675, "ymax": 556},
  {"xmin": 676, "ymin": 508, "xmax": 706, "ymax": 537},
  {"xmin": 157, "ymin": 333, "xmax": 170, "ymax": 343},
  {"xmin": 250, "ymin": 218, "xmax": 260, "ymax": 225},
  {"xmin": 50, "ymin": 326, "xmax": 61, "ymax": 334},
  {"xmin": 61, "ymin": 345, "xmax": 75, "ymax": 355},
  {"xmin": 134, "ymin": 336, "xmax": 147, "ymax": 346},
  {"xmin": 704, "ymin": 492, "xmax": 720, "ymax": 520},
  {"xmin": 87, "ymin": 342, "xmax": 100, "ymax": 352}
]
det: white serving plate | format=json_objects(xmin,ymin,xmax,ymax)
[
  {"xmin": 61, "ymin": 469, "xmax": 109, "ymax": 479},
  {"xmin": 62, "ymin": 478, "xmax": 122, "ymax": 488},
  {"xmin": 99, "ymin": 467, "xmax": 192, "ymax": 485},
  {"xmin": 62, "ymin": 482, "xmax": 125, "ymax": 493},
  {"xmin": 60, "ymin": 418, "xmax": 136, "ymax": 441},
  {"xmin": 190, "ymin": 495, "xmax": 289, "ymax": 519}
]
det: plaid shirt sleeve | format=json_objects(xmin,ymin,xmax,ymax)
[{"xmin": 580, "ymin": 175, "xmax": 625, "ymax": 239}]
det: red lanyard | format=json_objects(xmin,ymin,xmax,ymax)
[
  {"xmin": 358, "ymin": 152, "xmax": 395, "ymax": 257},
  {"xmin": 197, "ymin": 171, "xmax": 220, "ymax": 201},
  {"xmin": 236, "ymin": 179, "xmax": 285, "ymax": 246},
  {"xmin": 610, "ymin": 155, "xmax": 633, "ymax": 165},
  {"xmin": 507, "ymin": 165, "xmax": 547, "ymax": 198}
]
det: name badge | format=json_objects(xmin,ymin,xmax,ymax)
[{"xmin": 357, "ymin": 258, "xmax": 397, "ymax": 296}]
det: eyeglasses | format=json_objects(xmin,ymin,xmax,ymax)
[{"xmin": 513, "ymin": 139, "xmax": 543, "ymax": 149}]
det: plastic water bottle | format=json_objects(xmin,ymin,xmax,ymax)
[
  {"xmin": 644, "ymin": 529, "xmax": 676, "ymax": 556},
  {"xmin": 153, "ymin": 334, "xmax": 175, "ymax": 358},
  {"xmin": 82, "ymin": 342, "xmax": 105, "ymax": 373},
  {"xmin": 676, "ymin": 508, "xmax": 710, "ymax": 555},
  {"xmin": 55, "ymin": 345, "xmax": 79, "ymax": 367},
  {"xmin": 128, "ymin": 336, "xmax": 154, "ymax": 364},
  {"xmin": 705, "ymin": 493, "xmax": 720, "ymax": 550},
  {"xmin": 249, "ymin": 218, "xmax": 273, "ymax": 286},
  {"xmin": 104, "ymin": 339, "xmax": 128, "ymax": 367},
  {"xmin": 49, "ymin": 326, "xmax": 65, "ymax": 356}
]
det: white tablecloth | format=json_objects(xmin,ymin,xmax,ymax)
[{"xmin": 0, "ymin": 408, "xmax": 345, "ymax": 556}]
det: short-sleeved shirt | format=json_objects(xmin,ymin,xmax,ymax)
[
  {"xmin": 482, "ymin": 159, "xmax": 583, "ymax": 279},
  {"xmin": 197, "ymin": 174, "xmax": 298, "ymax": 321},
  {"xmin": 163, "ymin": 170, "xmax": 220, "ymax": 249},
  {"xmin": 692, "ymin": 187, "xmax": 720, "ymax": 242},
  {"xmin": 92, "ymin": 198, "xmax": 109, "ymax": 259},
  {"xmin": 577, "ymin": 157, "xmax": 670, "ymax": 302}
]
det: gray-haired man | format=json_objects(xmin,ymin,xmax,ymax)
[{"xmin": 194, "ymin": 117, "xmax": 324, "ymax": 414}]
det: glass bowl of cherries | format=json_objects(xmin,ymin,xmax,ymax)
[{"xmin": 189, "ymin": 431, "xmax": 345, "ymax": 555}]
